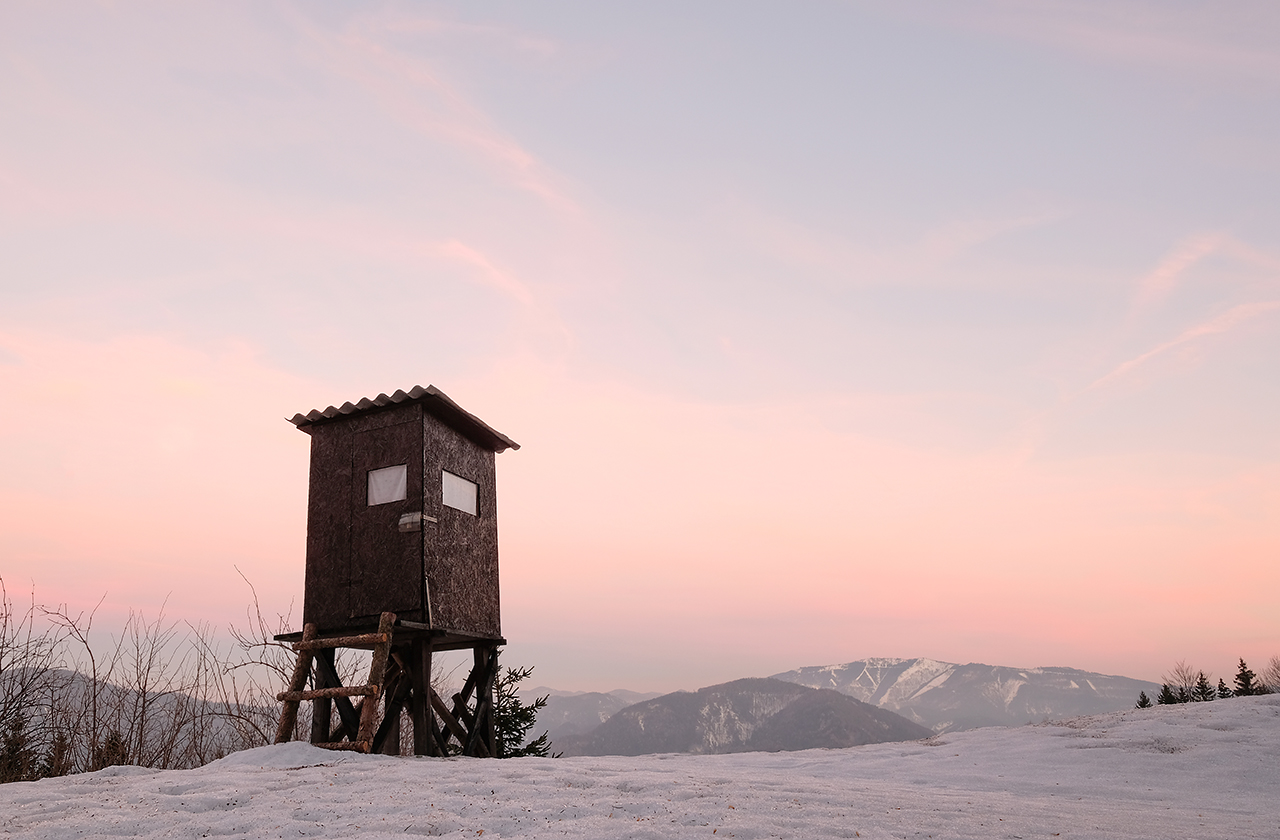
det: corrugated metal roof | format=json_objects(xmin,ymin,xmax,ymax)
[{"xmin": 288, "ymin": 385, "xmax": 519, "ymax": 453}]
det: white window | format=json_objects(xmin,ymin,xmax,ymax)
[
  {"xmin": 367, "ymin": 464, "xmax": 407, "ymax": 506},
  {"xmin": 442, "ymin": 470, "xmax": 478, "ymax": 515}
]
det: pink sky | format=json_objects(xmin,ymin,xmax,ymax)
[{"xmin": 1, "ymin": 1, "xmax": 1278, "ymax": 692}]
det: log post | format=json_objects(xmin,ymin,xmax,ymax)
[
  {"xmin": 356, "ymin": 612, "xmax": 396, "ymax": 746},
  {"xmin": 409, "ymin": 638, "xmax": 439, "ymax": 756},
  {"xmin": 464, "ymin": 645, "xmax": 498, "ymax": 757},
  {"xmin": 309, "ymin": 647, "xmax": 334, "ymax": 745},
  {"xmin": 374, "ymin": 668, "xmax": 409, "ymax": 755},
  {"xmin": 484, "ymin": 645, "xmax": 498, "ymax": 757},
  {"xmin": 274, "ymin": 623, "xmax": 316, "ymax": 744},
  {"xmin": 314, "ymin": 650, "xmax": 360, "ymax": 742}
]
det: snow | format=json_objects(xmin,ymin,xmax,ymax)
[
  {"xmin": 885, "ymin": 659, "xmax": 953, "ymax": 705},
  {"xmin": 992, "ymin": 677, "xmax": 1026, "ymax": 710},
  {"xmin": 2, "ymin": 697, "xmax": 1277, "ymax": 839}
]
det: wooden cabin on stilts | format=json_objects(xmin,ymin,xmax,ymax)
[{"xmin": 273, "ymin": 385, "xmax": 518, "ymax": 756}]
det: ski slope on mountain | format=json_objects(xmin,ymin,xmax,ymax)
[
  {"xmin": 772, "ymin": 657, "xmax": 1160, "ymax": 732},
  {"xmin": 2, "ymin": 696, "xmax": 1275, "ymax": 838}
]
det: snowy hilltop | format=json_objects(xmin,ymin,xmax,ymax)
[
  {"xmin": 2, "ymin": 694, "xmax": 1276, "ymax": 838},
  {"xmin": 771, "ymin": 657, "xmax": 1161, "ymax": 732}
]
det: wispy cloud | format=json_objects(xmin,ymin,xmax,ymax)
[
  {"xmin": 1129, "ymin": 233, "xmax": 1280, "ymax": 318},
  {"xmin": 1089, "ymin": 300, "xmax": 1280, "ymax": 390},
  {"xmin": 1131, "ymin": 233, "xmax": 1228, "ymax": 312},
  {"xmin": 287, "ymin": 8, "xmax": 581, "ymax": 215},
  {"xmin": 434, "ymin": 239, "xmax": 536, "ymax": 307}
]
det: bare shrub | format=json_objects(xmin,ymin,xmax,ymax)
[
  {"xmin": 1162, "ymin": 660, "xmax": 1200, "ymax": 703},
  {"xmin": 1260, "ymin": 655, "xmax": 1280, "ymax": 694},
  {"xmin": 1, "ymin": 571, "xmax": 494, "ymax": 780}
]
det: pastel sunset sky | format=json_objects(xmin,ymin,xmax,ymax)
[{"xmin": 2, "ymin": 1, "xmax": 1277, "ymax": 692}]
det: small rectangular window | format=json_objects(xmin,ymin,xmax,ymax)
[
  {"xmin": 442, "ymin": 470, "xmax": 478, "ymax": 515},
  {"xmin": 367, "ymin": 464, "xmax": 407, "ymax": 506}
]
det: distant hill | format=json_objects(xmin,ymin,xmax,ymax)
[
  {"xmin": 556, "ymin": 678, "xmax": 930, "ymax": 756},
  {"xmin": 518, "ymin": 687, "xmax": 663, "ymax": 744},
  {"xmin": 770, "ymin": 657, "xmax": 1161, "ymax": 732}
]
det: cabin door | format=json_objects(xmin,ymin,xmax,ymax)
[{"xmin": 349, "ymin": 418, "xmax": 423, "ymax": 619}]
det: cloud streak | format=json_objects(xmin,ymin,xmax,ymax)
[{"xmin": 1090, "ymin": 300, "xmax": 1280, "ymax": 391}]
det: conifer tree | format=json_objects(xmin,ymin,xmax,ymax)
[
  {"xmin": 1135, "ymin": 691, "xmax": 1152, "ymax": 708},
  {"xmin": 0, "ymin": 714, "xmax": 35, "ymax": 783},
  {"xmin": 1234, "ymin": 659, "xmax": 1257, "ymax": 697},
  {"xmin": 38, "ymin": 733, "xmax": 71, "ymax": 779},
  {"xmin": 1192, "ymin": 671, "xmax": 1215, "ymax": 702},
  {"xmin": 1217, "ymin": 678, "xmax": 1233, "ymax": 699},
  {"xmin": 491, "ymin": 651, "xmax": 555, "ymax": 758},
  {"xmin": 1156, "ymin": 683, "xmax": 1180, "ymax": 705},
  {"xmin": 92, "ymin": 729, "xmax": 128, "ymax": 770}
]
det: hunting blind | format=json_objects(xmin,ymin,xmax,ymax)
[{"xmin": 273, "ymin": 385, "xmax": 518, "ymax": 756}]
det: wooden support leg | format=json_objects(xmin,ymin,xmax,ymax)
[
  {"xmin": 374, "ymin": 669, "xmax": 409, "ymax": 755},
  {"xmin": 409, "ymin": 638, "xmax": 439, "ymax": 756},
  {"xmin": 314, "ymin": 650, "xmax": 360, "ymax": 742},
  {"xmin": 310, "ymin": 647, "xmax": 333, "ymax": 745},
  {"xmin": 274, "ymin": 623, "xmax": 317, "ymax": 744},
  {"xmin": 484, "ymin": 645, "xmax": 498, "ymax": 757},
  {"xmin": 464, "ymin": 646, "xmax": 497, "ymax": 757},
  {"xmin": 430, "ymin": 706, "xmax": 449, "ymax": 755},
  {"xmin": 430, "ymin": 686, "xmax": 470, "ymax": 747}
]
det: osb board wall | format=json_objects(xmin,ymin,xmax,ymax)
[
  {"xmin": 423, "ymin": 412, "xmax": 502, "ymax": 638},
  {"xmin": 303, "ymin": 420, "xmax": 351, "ymax": 629},
  {"xmin": 303, "ymin": 404, "xmax": 428, "ymax": 630},
  {"xmin": 348, "ymin": 411, "xmax": 424, "ymax": 620}
]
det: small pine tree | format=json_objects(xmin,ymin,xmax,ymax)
[
  {"xmin": 93, "ymin": 729, "xmax": 129, "ymax": 771},
  {"xmin": 491, "ymin": 651, "xmax": 555, "ymax": 758},
  {"xmin": 1135, "ymin": 691, "xmax": 1153, "ymax": 708},
  {"xmin": 1156, "ymin": 683, "xmax": 1180, "ymax": 705},
  {"xmin": 1217, "ymin": 678, "xmax": 1233, "ymax": 699},
  {"xmin": 1234, "ymin": 659, "xmax": 1258, "ymax": 697},
  {"xmin": 1192, "ymin": 671, "xmax": 1215, "ymax": 702},
  {"xmin": 38, "ymin": 733, "xmax": 72, "ymax": 780},
  {"xmin": 0, "ymin": 714, "xmax": 36, "ymax": 784}
]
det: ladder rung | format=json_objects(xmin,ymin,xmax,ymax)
[
  {"xmin": 293, "ymin": 632, "xmax": 389, "ymax": 651},
  {"xmin": 277, "ymin": 685, "xmax": 378, "ymax": 702}
]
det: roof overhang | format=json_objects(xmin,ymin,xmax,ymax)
[{"xmin": 288, "ymin": 385, "xmax": 519, "ymax": 453}]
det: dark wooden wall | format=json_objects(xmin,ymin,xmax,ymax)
[
  {"xmin": 423, "ymin": 412, "xmax": 501, "ymax": 638},
  {"xmin": 303, "ymin": 419, "xmax": 354, "ymax": 629},
  {"xmin": 304, "ymin": 404, "xmax": 426, "ymax": 629}
]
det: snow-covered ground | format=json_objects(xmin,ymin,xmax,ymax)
[{"xmin": 3, "ymin": 696, "xmax": 1276, "ymax": 839}]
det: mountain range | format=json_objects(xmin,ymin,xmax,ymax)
[
  {"xmin": 771, "ymin": 657, "xmax": 1161, "ymax": 732},
  {"xmin": 525, "ymin": 657, "xmax": 1162, "ymax": 754},
  {"xmin": 552, "ymin": 678, "xmax": 931, "ymax": 756}
]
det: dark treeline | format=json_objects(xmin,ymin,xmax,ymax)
[{"xmin": 1135, "ymin": 657, "xmax": 1280, "ymax": 708}]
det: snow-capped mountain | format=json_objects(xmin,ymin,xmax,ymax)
[{"xmin": 771, "ymin": 657, "xmax": 1161, "ymax": 732}]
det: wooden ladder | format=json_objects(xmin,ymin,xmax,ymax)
[{"xmin": 274, "ymin": 612, "xmax": 395, "ymax": 753}]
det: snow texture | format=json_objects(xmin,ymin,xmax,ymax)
[{"xmin": 1, "ymin": 696, "xmax": 1277, "ymax": 838}]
